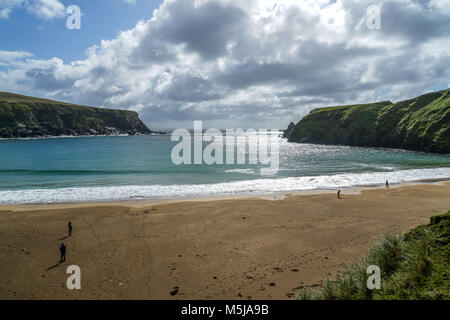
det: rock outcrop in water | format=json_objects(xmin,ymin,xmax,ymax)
[
  {"xmin": 0, "ymin": 92, "xmax": 153, "ymax": 138},
  {"xmin": 282, "ymin": 122, "xmax": 296, "ymax": 139},
  {"xmin": 286, "ymin": 89, "xmax": 450, "ymax": 154}
]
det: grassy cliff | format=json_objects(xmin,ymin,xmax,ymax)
[
  {"xmin": 300, "ymin": 210, "xmax": 450, "ymax": 300},
  {"xmin": 0, "ymin": 92, "xmax": 151, "ymax": 138},
  {"xmin": 287, "ymin": 89, "xmax": 450, "ymax": 154}
]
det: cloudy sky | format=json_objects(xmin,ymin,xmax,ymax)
[{"xmin": 1, "ymin": 0, "xmax": 449, "ymax": 130}]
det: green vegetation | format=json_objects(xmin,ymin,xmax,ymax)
[
  {"xmin": 0, "ymin": 92, "xmax": 151, "ymax": 138},
  {"xmin": 287, "ymin": 89, "xmax": 450, "ymax": 154},
  {"xmin": 299, "ymin": 210, "xmax": 450, "ymax": 300}
]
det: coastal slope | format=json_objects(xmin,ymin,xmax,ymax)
[
  {"xmin": 0, "ymin": 92, "xmax": 152, "ymax": 138},
  {"xmin": 287, "ymin": 89, "xmax": 450, "ymax": 154},
  {"xmin": 301, "ymin": 209, "xmax": 450, "ymax": 300}
]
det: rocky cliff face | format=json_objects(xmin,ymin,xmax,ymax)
[
  {"xmin": 286, "ymin": 89, "xmax": 450, "ymax": 154},
  {"xmin": 0, "ymin": 92, "xmax": 152, "ymax": 138},
  {"xmin": 282, "ymin": 122, "xmax": 296, "ymax": 139}
]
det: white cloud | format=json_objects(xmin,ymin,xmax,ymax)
[
  {"xmin": 29, "ymin": 0, "xmax": 65, "ymax": 20},
  {"xmin": 429, "ymin": 0, "xmax": 450, "ymax": 15},
  {"xmin": 1, "ymin": 0, "xmax": 450, "ymax": 129},
  {"xmin": 0, "ymin": 0, "xmax": 25, "ymax": 18},
  {"xmin": 0, "ymin": 49, "xmax": 33, "ymax": 61},
  {"xmin": 0, "ymin": 0, "xmax": 64, "ymax": 19}
]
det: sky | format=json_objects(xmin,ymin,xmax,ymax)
[{"xmin": 0, "ymin": 0, "xmax": 449, "ymax": 130}]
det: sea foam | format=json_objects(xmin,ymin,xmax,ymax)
[{"xmin": 1, "ymin": 167, "xmax": 449, "ymax": 205}]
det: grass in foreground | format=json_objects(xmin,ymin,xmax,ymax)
[{"xmin": 299, "ymin": 210, "xmax": 450, "ymax": 300}]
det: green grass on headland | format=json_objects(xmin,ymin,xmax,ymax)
[
  {"xmin": 287, "ymin": 89, "xmax": 450, "ymax": 154},
  {"xmin": 299, "ymin": 210, "xmax": 450, "ymax": 300},
  {"xmin": 0, "ymin": 92, "xmax": 151, "ymax": 137}
]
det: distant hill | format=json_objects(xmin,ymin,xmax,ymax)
[
  {"xmin": 0, "ymin": 92, "xmax": 152, "ymax": 138},
  {"xmin": 286, "ymin": 89, "xmax": 450, "ymax": 154}
]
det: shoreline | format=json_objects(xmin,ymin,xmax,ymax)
[
  {"xmin": 0, "ymin": 132, "xmax": 169, "ymax": 141},
  {"xmin": 1, "ymin": 179, "xmax": 449, "ymax": 212},
  {"xmin": 1, "ymin": 181, "xmax": 449, "ymax": 299}
]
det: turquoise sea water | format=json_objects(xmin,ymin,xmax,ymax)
[{"xmin": 0, "ymin": 134, "xmax": 450, "ymax": 204}]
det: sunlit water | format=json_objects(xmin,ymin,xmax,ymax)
[{"xmin": 0, "ymin": 133, "xmax": 450, "ymax": 204}]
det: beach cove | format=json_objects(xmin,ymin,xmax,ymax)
[{"xmin": 1, "ymin": 181, "xmax": 449, "ymax": 299}]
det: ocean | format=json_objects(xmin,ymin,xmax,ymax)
[{"xmin": 1, "ymin": 133, "xmax": 450, "ymax": 204}]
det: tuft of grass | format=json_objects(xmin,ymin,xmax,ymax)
[{"xmin": 299, "ymin": 210, "xmax": 450, "ymax": 300}]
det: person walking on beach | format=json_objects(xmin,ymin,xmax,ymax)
[
  {"xmin": 386, "ymin": 180, "xmax": 390, "ymax": 189},
  {"xmin": 59, "ymin": 243, "xmax": 66, "ymax": 263},
  {"xmin": 68, "ymin": 221, "xmax": 72, "ymax": 237},
  {"xmin": 337, "ymin": 190, "xmax": 341, "ymax": 199}
]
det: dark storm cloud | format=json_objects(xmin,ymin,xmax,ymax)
[
  {"xmin": 214, "ymin": 40, "xmax": 383, "ymax": 91},
  {"xmin": 139, "ymin": 101, "xmax": 228, "ymax": 122},
  {"xmin": 379, "ymin": 1, "xmax": 450, "ymax": 43},
  {"xmin": 131, "ymin": 34, "xmax": 177, "ymax": 66},
  {"xmin": 215, "ymin": 61, "xmax": 301, "ymax": 89},
  {"xmin": 162, "ymin": 73, "xmax": 225, "ymax": 102},
  {"xmin": 150, "ymin": 0, "xmax": 248, "ymax": 60}
]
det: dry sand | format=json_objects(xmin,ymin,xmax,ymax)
[{"xmin": 1, "ymin": 182, "xmax": 449, "ymax": 300}]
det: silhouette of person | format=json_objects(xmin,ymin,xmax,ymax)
[
  {"xmin": 386, "ymin": 180, "xmax": 390, "ymax": 189},
  {"xmin": 68, "ymin": 222, "xmax": 72, "ymax": 236},
  {"xmin": 59, "ymin": 243, "xmax": 66, "ymax": 263},
  {"xmin": 337, "ymin": 190, "xmax": 341, "ymax": 199}
]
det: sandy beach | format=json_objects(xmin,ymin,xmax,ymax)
[{"xmin": 0, "ymin": 181, "xmax": 449, "ymax": 300}]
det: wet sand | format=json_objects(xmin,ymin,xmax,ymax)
[{"xmin": 0, "ymin": 182, "xmax": 449, "ymax": 300}]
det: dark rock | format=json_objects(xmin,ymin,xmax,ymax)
[
  {"xmin": 282, "ymin": 122, "xmax": 296, "ymax": 139},
  {"xmin": 0, "ymin": 128, "xmax": 11, "ymax": 138}
]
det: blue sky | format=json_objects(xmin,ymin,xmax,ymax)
[
  {"xmin": 0, "ymin": 0, "xmax": 162, "ymax": 62},
  {"xmin": 0, "ymin": 0, "xmax": 449, "ymax": 130}
]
